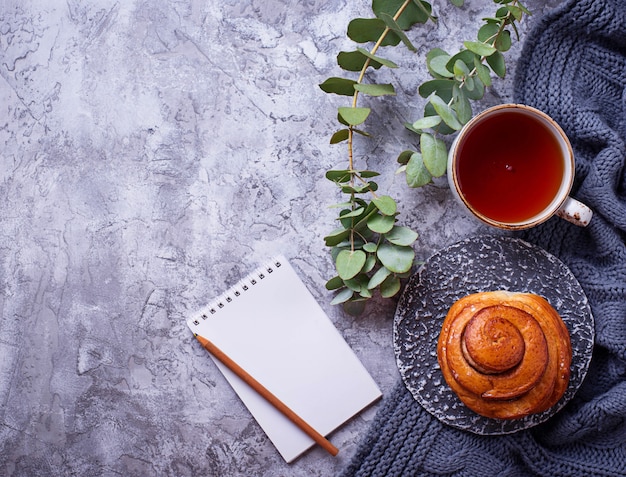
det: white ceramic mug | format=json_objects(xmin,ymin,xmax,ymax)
[{"xmin": 447, "ymin": 104, "xmax": 592, "ymax": 230}]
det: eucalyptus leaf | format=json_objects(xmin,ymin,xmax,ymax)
[
  {"xmin": 420, "ymin": 132, "xmax": 448, "ymax": 177},
  {"xmin": 359, "ymin": 170, "xmax": 381, "ymax": 178},
  {"xmin": 367, "ymin": 266, "xmax": 391, "ymax": 289},
  {"xmin": 337, "ymin": 50, "xmax": 383, "ymax": 72},
  {"xmin": 363, "ymin": 242, "xmax": 378, "ymax": 253},
  {"xmin": 344, "ymin": 275, "xmax": 366, "ymax": 292},
  {"xmin": 495, "ymin": 6, "xmax": 509, "ymax": 18},
  {"xmin": 377, "ymin": 243, "xmax": 415, "ymax": 273},
  {"xmin": 453, "ymin": 58, "xmax": 470, "ymax": 79},
  {"xmin": 379, "ymin": 12, "xmax": 416, "ymax": 52},
  {"xmin": 338, "ymin": 107, "xmax": 371, "ymax": 126},
  {"xmin": 452, "ymin": 85, "xmax": 472, "ymax": 124},
  {"xmin": 330, "ymin": 287, "xmax": 354, "ymax": 305},
  {"xmin": 363, "ymin": 254, "xmax": 377, "ymax": 274},
  {"xmin": 430, "ymin": 95, "xmax": 462, "ymax": 130},
  {"xmin": 446, "ymin": 50, "xmax": 476, "ymax": 72},
  {"xmin": 330, "ymin": 129, "xmax": 350, "ymax": 144},
  {"xmin": 372, "ymin": 195, "xmax": 397, "ymax": 216},
  {"xmin": 325, "ymin": 276, "xmax": 344, "ymax": 290},
  {"xmin": 477, "ymin": 23, "xmax": 499, "ymax": 43},
  {"xmin": 343, "ymin": 299, "xmax": 366, "ymax": 316},
  {"xmin": 463, "ymin": 40, "xmax": 497, "ymax": 57},
  {"xmin": 367, "ymin": 213, "xmax": 395, "ymax": 233},
  {"xmin": 319, "ymin": 77, "xmax": 356, "ymax": 96},
  {"xmin": 336, "ymin": 249, "xmax": 367, "ymax": 280},
  {"xmin": 359, "ymin": 288, "xmax": 373, "ymax": 299},
  {"xmin": 324, "ymin": 227, "xmax": 350, "ymax": 246},
  {"xmin": 463, "ymin": 76, "xmax": 485, "ymax": 100},
  {"xmin": 412, "ymin": 115, "xmax": 442, "ymax": 130},
  {"xmin": 353, "ymin": 128, "xmax": 371, "ymax": 138},
  {"xmin": 340, "ymin": 207, "xmax": 366, "ymax": 219},
  {"xmin": 495, "ymin": 29, "xmax": 512, "ymax": 52},
  {"xmin": 326, "ymin": 169, "xmax": 352, "ymax": 182},
  {"xmin": 397, "ymin": 149, "xmax": 414, "ymax": 165},
  {"xmin": 347, "ymin": 18, "xmax": 401, "ymax": 46},
  {"xmin": 486, "ymin": 50, "xmax": 506, "ymax": 77},
  {"xmin": 373, "ymin": 0, "xmax": 433, "ymax": 28},
  {"xmin": 380, "ymin": 274, "xmax": 401, "ymax": 297},
  {"xmin": 474, "ymin": 57, "xmax": 492, "ymax": 87},
  {"xmin": 507, "ymin": 5, "xmax": 523, "ymax": 21},
  {"xmin": 449, "ymin": 0, "xmax": 464, "ymax": 6},
  {"xmin": 386, "ymin": 225, "xmax": 419, "ymax": 246},
  {"xmin": 418, "ymin": 79, "xmax": 455, "ymax": 99},
  {"xmin": 428, "ymin": 54, "xmax": 454, "ymax": 78},
  {"xmin": 354, "ymin": 83, "xmax": 396, "ymax": 97},
  {"xmin": 356, "ymin": 47, "xmax": 399, "ymax": 68},
  {"xmin": 405, "ymin": 152, "xmax": 432, "ymax": 187}
]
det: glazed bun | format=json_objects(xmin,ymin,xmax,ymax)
[{"xmin": 437, "ymin": 291, "xmax": 572, "ymax": 420}]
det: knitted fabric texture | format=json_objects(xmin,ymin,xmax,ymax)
[{"xmin": 340, "ymin": 0, "xmax": 626, "ymax": 475}]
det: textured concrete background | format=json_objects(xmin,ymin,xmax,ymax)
[{"xmin": 0, "ymin": 1, "xmax": 561, "ymax": 475}]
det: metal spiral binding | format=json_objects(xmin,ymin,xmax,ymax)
[{"xmin": 191, "ymin": 257, "xmax": 284, "ymax": 326}]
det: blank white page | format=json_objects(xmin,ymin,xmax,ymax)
[{"xmin": 187, "ymin": 256, "xmax": 381, "ymax": 463}]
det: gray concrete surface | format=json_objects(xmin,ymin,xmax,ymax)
[{"xmin": 0, "ymin": 1, "xmax": 562, "ymax": 475}]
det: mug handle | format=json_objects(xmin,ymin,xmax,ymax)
[{"xmin": 556, "ymin": 197, "xmax": 593, "ymax": 227}]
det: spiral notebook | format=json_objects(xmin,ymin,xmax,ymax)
[{"xmin": 187, "ymin": 256, "xmax": 381, "ymax": 463}]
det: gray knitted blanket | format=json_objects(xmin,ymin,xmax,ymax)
[{"xmin": 341, "ymin": 0, "xmax": 626, "ymax": 475}]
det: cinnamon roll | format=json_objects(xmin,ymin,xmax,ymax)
[{"xmin": 437, "ymin": 291, "xmax": 572, "ymax": 420}]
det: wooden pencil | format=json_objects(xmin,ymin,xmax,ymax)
[{"xmin": 194, "ymin": 333, "xmax": 339, "ymax": 457}]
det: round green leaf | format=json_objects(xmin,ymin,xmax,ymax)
[
  {"xmin": 363, "ymin": 242, "xmax": 378, "ymax": 253},
  {"xmin": 319, "ymin": 77, "xmax": 357, "ymax": 96},
  {"xmin": 372, "ymin": 195, "xmax": 397, "ymax": 216},
  {"xmin": 478, "ymin": 23, "xmax": 499, "ymax": 43},
  {"xmin": 428, "ymin": 54, "xmax": 454, "ymax": 78},
  {"xmin": 354, "ymin": 83, "xmax": 396, "ymax": 97},
  {"xmin": 377, "ymin": 243, "xmax": 415, "ymax": 273},
  {"xmin": 385, "ymin": 226, "xmax": 419, "ymax": 246},
  {"xmin": 411, "ymin": 115, "xmax": 442, "ymax": 131},
  {"xmin": 420, "ymin": 133, "xmax": 448, "ymax": 177},
  {"xmin": 336, "ymin": 249, "xmax": 367, "ymax": 280},
  {"xmin": 486, "ymin": 50, "xmax": 506, "ymax": 78},
  {"xmin": 418, "ymin": 79, "xmax": 455, "ymax": 100},
  {"xmin": 406, "ymin": 152, "xmax": 432, "ymax": 187},
  {"xmin": 380, "ymin": 274, "xmax": 401, "ymax": 298},
  {"xmin": 367, "ymin": 213, "xmax": 395, "ymax": 233},
  {"xmin": 429, "ymin": 95, "xmax": 462, "ymax": 130},
  {"xmin": 495, "ymin": 29, "xmax": 512, "ymax": 52},
  {"xmin": 337, "ymin": 50, "xmax": 383, "ymax": 72},
  {"xmin": 343, "ymin": 299, "xmax": 366, "ymax": 316},
  {"xmin": 338, "ymin": 107, "xmax": 371, "ymax": 126},
  {"xmin": 397, "ymin": 149, "xmax": 414, "ymax": 165},
  {"xmin": 347, "ymin": 18, "xmax": 400, "ymax": 46},
  {"xmin": 325, "ymin": 276, "xmax": 344, "ymax": 290}
]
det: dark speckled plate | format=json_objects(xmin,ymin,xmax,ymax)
[{"xmin": 393, "ymin": 235, "xmax": 594, "ymax": 435}]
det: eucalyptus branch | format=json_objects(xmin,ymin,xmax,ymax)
[
  {"xmin": 319, "ymin": 0, "xmax": 530, "ymax": 315},
  {"xmin": 320, "ymin": 0, "xmax": 439, "ymax": 315},
  {"xmin": 397, "ymin": 0, "xmax": 531, "ymax": 187}
]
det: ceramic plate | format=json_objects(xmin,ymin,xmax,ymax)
[{"xmin": 393, "ymin": 235, "xmax": 594, "ymax": 435}]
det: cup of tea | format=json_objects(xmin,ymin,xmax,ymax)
[{"xmin": 447, "ymin": 104, "xmax": 592, "ymax": 230}]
